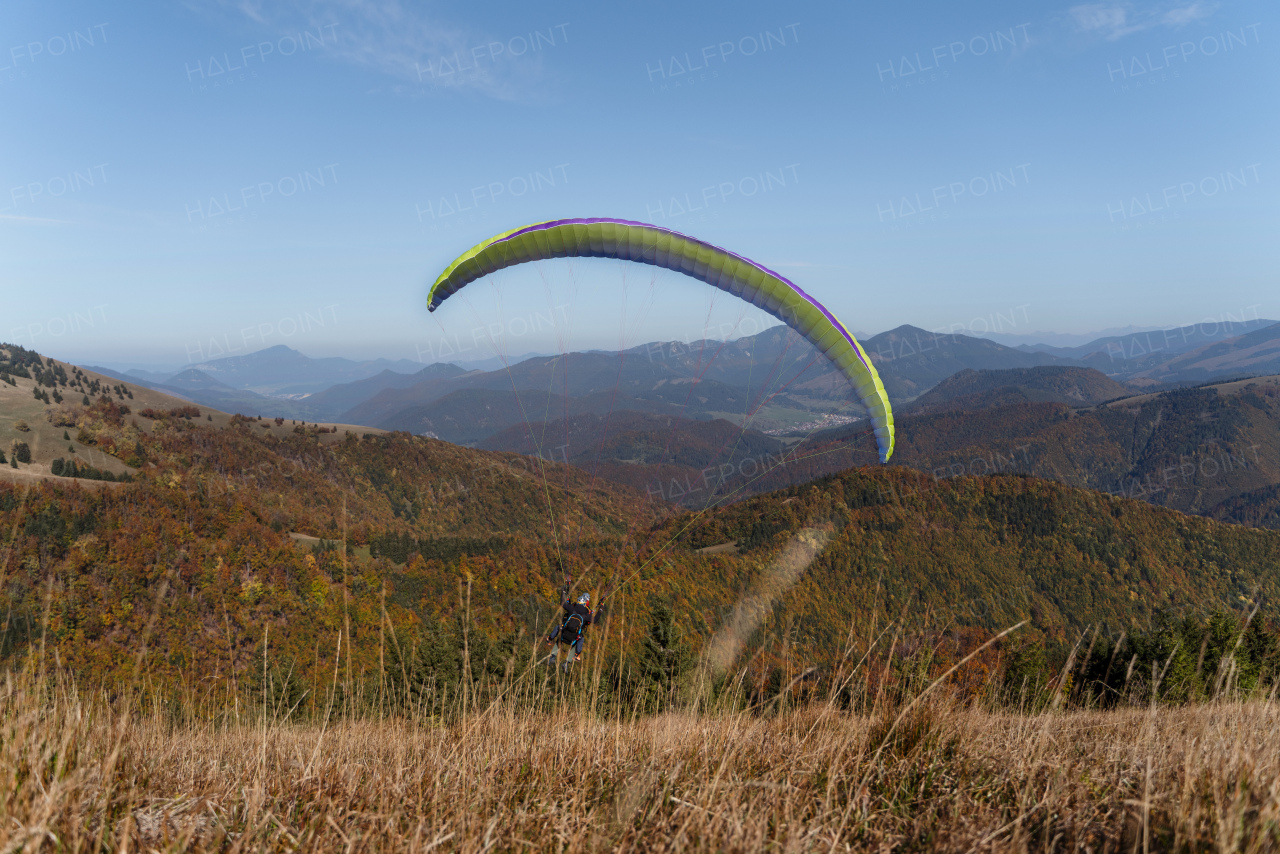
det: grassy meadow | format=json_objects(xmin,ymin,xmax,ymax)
[{"xmin": 4, "ymin": 625, "xmax": 1280, "ymax": 854}]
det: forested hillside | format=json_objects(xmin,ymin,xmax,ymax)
[
  {"xmin": 675, "ymin": 467, "xmax": 1280, "ymax": 648},
  {"xmin": 905, "ymin": 366, "xmax": 1131, "ymax": 414},
  {"xmin": 0, "ymin": 392, "xmax": 663, "ymax": 691},
  {"xmin": 714, "ymin": 375, "xmax": 1280, "ymax": 526},
  {"xmin": 4, "ymin": 383, "xmax": 1280, "ymax": 702},
  {"xmin": 479, "ymin": 411, "xmax": 788, "ymax": 506}
]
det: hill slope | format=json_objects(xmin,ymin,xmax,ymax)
[
  {"xmin": 906, "ymin": 366, "xmax": 1131, "ymax": 414},
  {"xmin": 479, "ymin": 411, "xmax": 789, "ymax": 506},
  {"xmin": 1, "ymin": 343, "xmax": 230, "ymax": 484},
  {"xmin": 1, "ymin": 343, "xmax": 384, "ymax": 488},
  {"xmin": 862, "ymin": 325, "xmax": 1075, "ymax": 400},
  {"xmin": 91, "ymin": 365, "xmax": 309, "ymax": 419},
  {"xmin": 739, "ymin": 373, "xmax": 1280, "ymax": 525},
  {"xmin": 1133, "ymin": 322, "xmax": 1280, "ymax": 385},
  {"xmin": 673, "ymin": 467, "xmax": 1280, "ymax": 647},
  {"xmin": 1207, "ymin": 483, "xmax": 1280, "ymax": 530},
  {"xmin": 300, "ymin": 364, "xmax": 466, "ymax": 421}
]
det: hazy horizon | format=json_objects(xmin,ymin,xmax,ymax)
[{"xmin": 62, "ymin": 309, "xmax": 1277, "ymax": 378}]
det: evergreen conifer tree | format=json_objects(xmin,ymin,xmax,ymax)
[{"xmin": 639, "ymin": 602, "xmax": 692, "ymax": 708}]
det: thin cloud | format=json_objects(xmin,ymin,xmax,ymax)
[
  {"xmin": 0, "ymin": 214, "xmax": 76, "ymax": 225},
  {"xmin": 1161, "ymin": 3, "xmax": 1214, "ymax": 25},
  {"xmin": 1071, "ymin": 4, "xmax": 1131, "ymax": 38},
  {"xmin": 1069, "ymin": 2, "xmax": 1215, "ymax": 40},
  {"xmin": 228, "ymin": 0, "xmax": 561, "ymax": 101},
  {"xmin": 235, "ymin": 0, "xmax": 268, "ymax": 25}
]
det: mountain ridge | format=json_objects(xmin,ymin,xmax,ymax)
[
  {"xmin": 906, "ymin": 366, "xmax": 1133, "ymax": 414},
  {"xmin": 72, "ymin": 320, "xmax": 1280, "ymax": 447}
]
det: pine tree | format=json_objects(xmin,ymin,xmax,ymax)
[{"xmin": 639, "ymin": 602, "xmax": 692, "ymax": 708}]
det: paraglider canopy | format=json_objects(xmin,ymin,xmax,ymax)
[{"xmin": 428, "ymin": 218, "xmax": 895, "ymax": 462}]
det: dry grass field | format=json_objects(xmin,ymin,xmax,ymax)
[{"xmin": 4, "ymin": 659, "xmax": 1280, "ymax": 853}]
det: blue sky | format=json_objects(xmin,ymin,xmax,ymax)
[{"xmin": 1, "ymin": 0, "xmax": 1275, "ymax": 368}]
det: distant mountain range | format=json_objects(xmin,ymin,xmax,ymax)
[
  {"xmin": 69, "ymin": 328, "xmax": 1280, "ymax": 530},
  {"xmin": 88, "ymin": 344, "xmax": 425, "ymax": 398},
  {"xmin": 1014, "ymin": 317, "xmax": 1278, "ymax": 381},
  {"xmin": 179, "ymin": 345, "xmax": 425, "ymax": 395},
  {"xmin": 385, "ymin": 317, "xmax": 1278, "ymax": 443},
  {"xmin": 79, "ymin": 320, "xmax": 1280, "ymax": 445},
  {"xmin": 864, "ymin": 325, "xmax": 1075, "ymax": 400},
  {"xmin": 1128, "ymin": 321, "xmax": 1280, "ymax": 386},
  {"xmin": 980, "ymin": 325, "xmax": 1170, "ymax": 349},
  {"xmin": 84, "ymin": 364, "xmax": 315, "ymax": 420},
  {"xmin": 85, "ymin": 345, "xmax": 443, "ymax": 421}
]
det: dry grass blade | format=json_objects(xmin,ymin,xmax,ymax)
[{"xmin": 0, "ymin": 662, "xmax": 1278, "ymax": 852}]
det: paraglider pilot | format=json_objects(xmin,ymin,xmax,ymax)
[{"xmin": 545, "ymin": 577, "xmax": 603, "ymax": 668}]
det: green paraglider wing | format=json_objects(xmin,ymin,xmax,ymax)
[{"xmin": 427, "ymin": 218, "xmax": 895, "ymax": 462}]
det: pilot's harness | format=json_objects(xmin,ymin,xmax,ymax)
[{"xmin": 558, "ymin": 610, "xmax": 587, "ymax": 644}]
